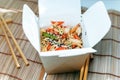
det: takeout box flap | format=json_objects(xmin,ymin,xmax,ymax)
[
  {"xmin": 83, "ymin": 1, "xmax": 111, "ymax": 47},
  {"xmin": 22, "ymin": 4, "xmax": 40, "ymax": 53}
]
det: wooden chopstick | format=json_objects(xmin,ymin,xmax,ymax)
[
  {"xmin": 0, "ymin": 14, "xmax": 29, "ymax": 66},
  {"xmin": 0, "ymin": 19, "xmax": 20, "ymax": 68},
  {"xmin": 0, "ymin": 19, "xmax": 13, "ymax": 24},
  {"xmin": 39, "ymin": 66, "xmax": 45, "ymax": 80},
  {"xmin": 83, "ymin": 54, "xmax": 90, "ymax": 80},
  {"xmin": 80, "ymin": 64, "xmax": 85, "ymax": 80}
]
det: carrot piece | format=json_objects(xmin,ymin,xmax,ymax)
[
  {"xmin": 51, "ymin": 21, "xmax": 64, "ymax": 26},
  {"xmin": 57, "ymin": 21, "xmax": 64, "ymax": 26},
  {"xmin": 51, "ymin": 21, "xmax": 56, "ymax": 24},
  {"xmin": 55, "ymin": 47, "xmax": 66, "ymax": 51},
  {"xmin": 47, "ymin": 43, "xmax": 52, "ymax": 51},
  {"xmin": 74, "ymin": 34, "xmax": 80, "ymax": 39},
  {"xmin": 46, "ymin": 28, "xmax": 54, "ymax": 33},
  {"xmin": 61, "ymin": 33, "xmax": 67, "ymax": 39}
]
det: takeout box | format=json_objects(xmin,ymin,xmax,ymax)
[{"xmin": 22, "ymin": 0, "xmax": 111, "ymax": 74}]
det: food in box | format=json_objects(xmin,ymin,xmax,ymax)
[{"xmin": 40, "ymin": 21, "xmax": 83, "ymax": 52}]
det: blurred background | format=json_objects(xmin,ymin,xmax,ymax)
[{"xmin": 81, "ymin": 0, "xmax": 120, "ymax": 11}]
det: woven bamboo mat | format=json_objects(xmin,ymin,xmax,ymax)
[
  {"xmin": 0, "ymin": 0, "xmax": 120, "ymax": 80},
  {"xmin": 0, "ymin": 0, "xmax": 41, "ymax": 80}
]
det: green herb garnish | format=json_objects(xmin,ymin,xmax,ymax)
[{"xmin": 42, "ymin": 32, "xmax": 57, "ymax": 40}]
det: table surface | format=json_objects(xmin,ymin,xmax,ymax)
[{"xmin": 0, "ymin": 0, "xmax": 120, "ymax": 80}]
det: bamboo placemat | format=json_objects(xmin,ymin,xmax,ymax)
[{"xmin": 0, "ymin": 0, "xmax": 120, "ymax": 80}]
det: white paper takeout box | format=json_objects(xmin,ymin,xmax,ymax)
[{"xmin": 22, "ymin": 1, "xmax": 111, "ymax": 74}]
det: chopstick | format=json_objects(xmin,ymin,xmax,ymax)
[
  {"xmin": 0, "ymin": 19, "xmax": 13, "ymax": 24},
  {"xmin": 0, "ymin": 18, "xmax": 20, "ymax": 68},
  {"xmin": 80, "ymin": 64, "xmax": 85, "ymax": 80},
  {"xmin": 39, "ymin": 66, "xmax": 45, "ymax": 80},
  {"xmin": 83, "ymin": 54, "xmax": 90, "ymax": 80},
  {"xmin": 0, "ymin": 14, "xmax": 29, "ymax": 68}
]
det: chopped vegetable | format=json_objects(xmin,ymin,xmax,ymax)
[
  {"xmin": 55, "ymin": 47, "xmax": 66, "ymax": 50},
  {"xmin": 73, "ymin": 34, "xmax": 80, "ymax": 39},
  {"xmin": 51, "ymin": 21, "xmax": 64, "ymax": 26},
  {"xmin": 51, "ymin": 21, "xmax": 56, "ymax": 24},
  {"xmin": 40, "ymin": 22, "xmax": 83, "ymax": 52},
  {"xmin": 46, "ymin": 28, "xmax": 54, "ymax": 33},
  {"xmin": 42, "ymin": 32, "xmax": 57, "ymax": 40},
  {"xmin": 47, "ymin": 43, "xmax": 52, "ymax": 51},
  {"xmin": 61, "ymin": 33, "xmax": 67, "ymax": 39},
  {"xmin": 57, "ymin": 21, "xmax": 64, "ymax": 26}
]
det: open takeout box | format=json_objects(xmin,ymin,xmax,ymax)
[{"xmin": 22, "ymin": 0, "xmax": 111, "ymax": 74}]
